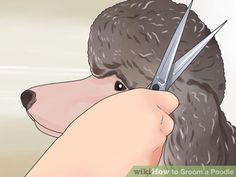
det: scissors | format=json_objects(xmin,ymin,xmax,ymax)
[{"xmin": 149, "ymin": 0, "xmax": 226, "ymax": 91}]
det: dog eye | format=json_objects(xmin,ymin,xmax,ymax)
[{"xmin": 114, "ymin": 81, "xmax": 127, "ymax": 91}]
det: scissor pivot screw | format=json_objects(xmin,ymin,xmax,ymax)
[{"xmin": 152, "ymin": 84, "xmax": 160, "ymax": 91}]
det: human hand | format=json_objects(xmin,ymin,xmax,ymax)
[{"xmin": 26, "ymin": 89, "xmax": 178, "ymax": 177}]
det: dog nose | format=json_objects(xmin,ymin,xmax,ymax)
[{"xmin": 21, "ymin": 90, "xmax": 36, "ymax": 110}]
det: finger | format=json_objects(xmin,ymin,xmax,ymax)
[
  {"xmin": 160, "ymin": 113, "xmax": 175, "ymax": 136},
  {"xmin": 127, "ymin": 89, "xmax": 179, "ymax": 114},
  {"xmin": 153, "ymin": 91, "xmax": 179, "ymax": 114},
  {"xmin": 150, "ymin": 144, "xmax": 164, "ymax": 165}
]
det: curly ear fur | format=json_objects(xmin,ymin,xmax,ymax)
[{"xmin": 87, "ymin": 0, "xmax": 236, "ymax": 165}]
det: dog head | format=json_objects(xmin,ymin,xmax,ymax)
[{"xmin": 21, "ymin": 0, "xmax": 226, "ymax": 164}]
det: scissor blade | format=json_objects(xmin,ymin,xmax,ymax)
[
  {"xmin": 150, "ymin": 0, "xmax": 193, "ymax": 90},
  {"xmin": 166, "ymin": 20, "xmax": 227, "ymax": 89}
]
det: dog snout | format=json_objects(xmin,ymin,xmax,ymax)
[{"xmin": 21, "ymin": 90, "xmax": 37, "ymax": 110}]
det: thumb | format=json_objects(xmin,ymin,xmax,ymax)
[
  {"xmin": 153, "ymin": 91, "xmax": 179, "ymax": 114},
  {"xmin": 151, "ymin": 91, "xmax": 178, "ymax": 135}
]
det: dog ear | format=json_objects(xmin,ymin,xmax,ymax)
[{"xmin": 161, "ymin": 84, "xmax": 235, "ymax": 165}]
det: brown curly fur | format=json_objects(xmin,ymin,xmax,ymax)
[{"xmin": 87, "ymin": 0, "xmax": 236, "ymax": 165}]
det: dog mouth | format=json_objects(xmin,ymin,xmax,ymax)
[
  {"xmin": 27, "ymin": 112, "xmax": 62, "ymax": 137},
  {"xmin": 35, "ymin": 121, "xmax": 62, "ymax": 137}
]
